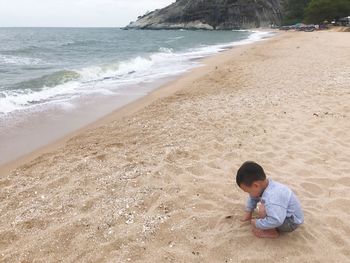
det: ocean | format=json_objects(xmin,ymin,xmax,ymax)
[{"xmin": 0, "ymin": 28, "xmax": 273, "ymax": 164}]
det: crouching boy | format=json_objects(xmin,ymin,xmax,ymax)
[{"xmin": 236, "ymin": 161, "xmax": 304, "ymax": 238}]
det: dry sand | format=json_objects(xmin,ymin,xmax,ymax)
[{"xmin": 1, "ymin": 30, "xmax": 350, "ymax": 262}]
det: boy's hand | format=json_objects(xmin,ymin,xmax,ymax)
[
  {"xmin": 251, "ymin": 219, "xmax": 257, "ymax": 228},
  {"xmin": 240, "ymin": 212, "xmax": 253, "ymax": 222}
]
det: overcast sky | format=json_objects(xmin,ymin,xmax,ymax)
[{"xmin": 0, "ymin": 0, "xmax": 174, "ymax": 27}]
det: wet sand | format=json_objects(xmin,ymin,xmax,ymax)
[
  {"xmin": 0, "ymin": 76, "xmax": 179, "ymax": 166},
  {"xmin": 1, "ymin": 30, "xmax": 350, "ymax": 262}
]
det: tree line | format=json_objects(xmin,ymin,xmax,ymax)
[{"xmin": 283, "ymin": 0, "xmax": 350, "ymax": 24}]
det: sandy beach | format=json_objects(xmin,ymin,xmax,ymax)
[{"xmin": 1, "ymin": 30, "xmax": 350, "ymax": 262}]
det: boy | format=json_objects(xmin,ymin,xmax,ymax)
[{"xmin": 236, "ymin": 161, "xmax": 304, "ymax": 238}]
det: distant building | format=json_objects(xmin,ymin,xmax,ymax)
[{"xmin": 338, "ymin": 16, "xmax": 350, "ymax": 26}]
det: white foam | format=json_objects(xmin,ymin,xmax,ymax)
[
  {"xmin": 159, "ymin": 47, "xmax": 174, "ymax": 53},
  {"xmin": 0, "ymin": 79, "xmax": 118, "ymax": 114},
  {"xmin": 0, "ymin": 54, "xmax": 42, "ymax": 66}
]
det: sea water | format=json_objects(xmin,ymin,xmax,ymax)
[{"xmin": 0, "ymin": 28, "xmax": 273, "ymax": 164}]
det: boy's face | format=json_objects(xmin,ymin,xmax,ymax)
[{"xmin": 240, "ymin": 182, "xmax": 264, "ymax": 198}]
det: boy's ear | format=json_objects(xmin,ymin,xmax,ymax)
[{"xmin": 252, "ymin": 182, "xmax": 260, "ymax": 188}]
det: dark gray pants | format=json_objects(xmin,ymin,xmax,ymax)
[{"xmin": 277, "ymin": 217, "xmax": 300, "ymax": 232}]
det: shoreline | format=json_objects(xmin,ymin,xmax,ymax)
[
  {"xmin": 0, "ymin": 30, "xmax": 278, "ymax": 175},
  {"xmin": 1, "ymin": 30, "xmax": 349, "ymax": 262}
]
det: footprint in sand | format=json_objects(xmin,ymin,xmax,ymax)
[
  {"xmin": 297, "ymin": 169, "xmax": 313, "ymax": 177},
  {"xmin": 305, "ymin": 157, "xmax": 325, "ymax": 165},
  {"xmin": 341, "ymin": 248, "xmax": 350, "ymax": 258},
  {"xmin": 47, "ymin": 176, "xmax": 70, "ymax": 189},
  {"xmin": 80, "ymin": 198, "xmax": 97, "ymax": 213},
  {"xmin": 186, "ymin": 165, "xmax": 206, "ymax": 177},
  {"xmin": 0, "ymin": 230, "xmax": 18, "ymax": 249},
  {"xmin": 18, "ymin": 218, "xmax": 49, "ymax": 232},
  {"xmin": 0, "ymin": 179, "xmax": 11, "ymax": 187},
  {"xmin": 337, "ymin": 177, "xmax": 350, "ymax": 187},
  {"xmin": 324, "ymin": 230, "xmax": 346, "ymax": 247},
  {"xmin": 305, "ymin": 177, "xmax": 335, "ymax": 187},
  {"xmin": 94, "ymin": 154, "xmax": 108, "ymax": 161},
  {"xmin": 163, "ymin": 164, "xmax": 184, "ymax": 175},
  {"xmin": 264, "ymin": 151, "xmax": 277, "ymax": 159},
  {"xmin": 206, "ymin": 161, "xmax": 222, "ymax": 170},
  {"xmin": 327, "ymin": 199, "xmax": 350, "ymax": 212}
]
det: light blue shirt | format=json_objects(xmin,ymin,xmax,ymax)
[{"xmin": 246, "ymin": 179, "xmax": 304, "ymax": 230}]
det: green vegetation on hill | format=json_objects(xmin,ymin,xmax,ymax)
[
  {"xmin": 304, "ymin": 0, "xmax": 350, "ymax": 23},
  {"xmin": 283, "ymin": 0, "xmax": 310, "ymax": 25},
  {"xmin": 283, "ymin": 0, "xmax": 350, "ymax": 25}
]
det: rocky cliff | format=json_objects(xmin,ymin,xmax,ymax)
[{"xmin": 125, "ymin": 0, "xmax": 283, "ymax": 30}]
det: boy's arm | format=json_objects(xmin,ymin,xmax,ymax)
[
  {"xmin": 241, "ymin": 196, "xmax": 259, "ymax": 222},
  {"xmin": 254, "ymin": 203, "xmax": 287, "ymax": 230},
  {"xmin": 246, "ymin": 195, "xmax": 260, "ymax": 212}
]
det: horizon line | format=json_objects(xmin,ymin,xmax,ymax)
[{"xmin": 0, "ymin": 26, "xmax": 125, "ymax": 28}]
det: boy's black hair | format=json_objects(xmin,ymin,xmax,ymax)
[{"xmin": 236, "ymin": 161, "xmax": 266, "ymax": 187}]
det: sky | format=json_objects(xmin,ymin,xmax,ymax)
[{"xmin": 0, "ymin": 0, "xmax": 175, "ymax": 27}]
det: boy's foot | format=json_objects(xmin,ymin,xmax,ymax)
[{"xmin": 252, "ymin": 228, "xmax": 279, "ymax": 238}]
